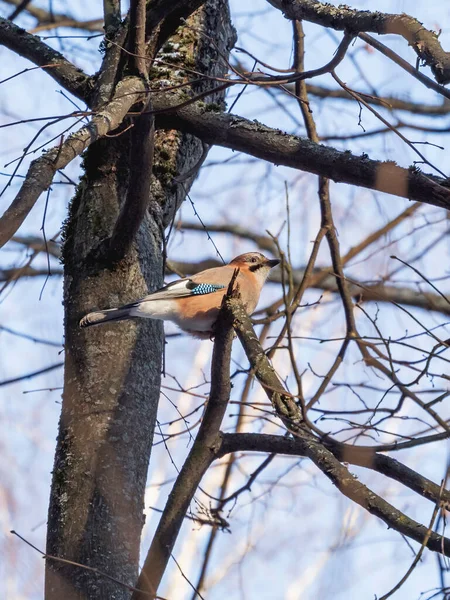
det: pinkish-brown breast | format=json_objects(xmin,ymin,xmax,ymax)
[{"xmin": 190, "ymin": 266, "xmax": 261, "ymax": 313}]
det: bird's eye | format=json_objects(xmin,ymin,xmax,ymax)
[{"xmin": 250, "ymin": 257, "xmax": 258, "ymax": 263}]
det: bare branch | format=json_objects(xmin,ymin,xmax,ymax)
[
  {"xmin": 304, "ymin": 83, "xmax": 450, "ymax": 116},
  {"xmin": 0, "ymin": 17, "xmax": 93, "ymax": 103},
  {"xmin": 8, "ymin": 0, "xmax": 32, "ymax": 20},
  {"xmin": 167, "ymin": 259, "xmax": 450, "ymax": 318},
  {"xmin": 0, "ymin": 362, "xmax": 63, "ymax": 387},
  {"xmin": 233, "ymin": 59, "xmax": 450, "ymax": 115},
  {"xmin": 129, "ymin": 0, "xmax": 148, "ymax": 76},
  {"xmin": 153, "ymin": 93, "xmax": 450, "ymax": 209},
  {"xmin": 359, "ymin": 32, "xmax": 450, "ymax": 102},
  {"xmin": 222, "ymin": 299, "xmax": 450, "ymax": 558},
  {"xmin": 133, "ymin": 296, "xmax": 235, "ymax": 599},
  {"xmin": 177, "ymin": 221, "xmax": 277, "ymax": 254},
  {"xmin": 0, "ymin": 266, "xmax": 63, "ymax": 281},
  {"xmin": 219, "ymin": 433, "xmax": 450, "ymax": 509},
  {"xmin": 12, "ymin": 235, "xmax": 61, "ymax": 258},
  {"xmin": 0, "ymin": 76, "xmax": 147, "ymax": 249},
  {"xmin": 4, "ymin": 0, "xmax": 104, "ymax": 32},
  {"xmin": 268, "ymin": 0, "xmax": 450, "ymax": 84}
]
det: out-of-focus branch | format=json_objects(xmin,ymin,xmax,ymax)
[
  {"xmin": 31, "ymin": 18, "xmax": 103, "ymax": 34},
  {"xmin": 167, "ymin": 258, "xmax": 450, "ymax": 317},
  {"xmin": 0, "ymin": 361, "xmax": 63, "ymax": 387},
  {"xmin": 320, "ymin": 121, "xmax": 450, "ymax": 142},
  {"xmin": 4, "ymin": 0, "xmax": 104, "ymax": 32},
  {"xmin": 219, "ymin": 433, "xmax": 450, "ymax": 508},
  {"xmin": 12, "ymin": 235, "xmax": 61, "ymax": 258},
  {"xmin": 7, "ymin": 245, "xmax": 449, "ymax": 317},
  {"xmin": 133, "ymin": 289, "xmax": 236, "ymax": 600},
  {"xmin": 0, "ymin": 266, "xmax": 62, "ymax": 281},
  {"xmin": 7, "ymin": 0, "xmax": 32, "ymax": 20},
  {"xmin": 358, "ymin": 32, "xmax": 450, "ymax": 103},
  {"xmin": 177, "ymin": 221, "xmax": 277, "ymax": 254},
  {"xmin": 303, "ymin": 83, "xmax": 450, "ymax": 116},
  {"xmin": 0, "ymin": 17, "xmax": 93, "ymax": 103},
  {"xmin": 0, "ymin": 76, "xmax": 147, "ymax": 249},
  {"xmin": 222, "ymin": 298, "xmax": 450, "ymax": 558},
  {"xmin": 232, "ymin": 59, "xmax": 450, "ymax": 115},
  {"xmin": 268, "ymin": 0, "xmax": 450, "ymax": 85},
  {"xmin": 153, "ymin": 93, "xmax": 450, "ymax": 209}
]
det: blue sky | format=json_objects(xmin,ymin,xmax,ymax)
[{"xmin": 1, "ymin": 1, "xmax": 450, "ymax": 598}]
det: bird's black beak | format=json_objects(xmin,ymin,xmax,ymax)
[{"xmin": 265, "ymin": 258, "xmax": 280, "ymax": 268}]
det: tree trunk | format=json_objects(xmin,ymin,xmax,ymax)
[
  {"xmin": 45, "ymin": 2, "xmax": 235, "ymax": 598},
  {"xmin": 45, "ymin": 134, "xmax": 165, "ymax": 600}
]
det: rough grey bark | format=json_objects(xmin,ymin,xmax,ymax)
[
  {"xmin": 267, "ymin": 0, "xmax": 450, "ymax": 85},
  {"xmin": 152, "ymin": 95, "xmax": 450, "ymax": 210},
  {"xmin": 46, "ymin": 135, "xmax": 164, "ymax": 600},
  {"xmin": 150, "ymin": 2, "xmax": 237, "ymax": 227},
  {"xmin": 44, "ymin": 2, "xmax": 235, "ymax": 599}
]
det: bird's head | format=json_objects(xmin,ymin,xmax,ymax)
[{"xmin": 229, "ymin": 252, "xmax": 280, "ymax": 282}]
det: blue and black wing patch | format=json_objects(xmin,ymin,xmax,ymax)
[
  {"xmin": 188, "ymin": 282, "xmax": 226, "ymax": 295},
  {"xmin": 130, "ymin": 278, "xmax": 227, "ymax": 304}
]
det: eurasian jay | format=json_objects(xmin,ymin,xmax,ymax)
[{"xmin": 79, "ymin": 252, "xmax": 279, "ymax": 338}]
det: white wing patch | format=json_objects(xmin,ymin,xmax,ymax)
[
  {"xmin": 129, "ymin": 279, "xmax": 225, "ymax": 305},
  {"xmin": 142, "ymin": 279, "xmax": 194, "ymax": 301},
  {"xmin": 127, "ymin": 279, "xmax": 226, "ymax": 323}
]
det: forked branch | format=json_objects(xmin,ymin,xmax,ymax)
[{"xmin": 222, "ymin": 297, "xmax": 450, "ymax": 558}]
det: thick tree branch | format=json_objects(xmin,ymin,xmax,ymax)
[
  {"xmin": 0, "ymin": 76, "xmax": 147, "ymax": 249},
  {"xmin": 268, "ymin": 0, "xmax": 450, "ymax": 84},
  {"xmin": 0, "ymin": 17, "xmax": 93, "ymax": 103},
  {"xmin": 220, "ymin": 433, "xmax": 450, "ymax": 509},
  {"xmin": 153, "ymin": 94, "xmax": 450, "ymax": 210},
  {"xmin": 133, "ymin": 295, "xmax": 235, "ymax": 600}
]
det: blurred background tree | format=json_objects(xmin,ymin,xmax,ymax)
[{"xmin": 1, "ymin": 1, "xmax": 450, "ymax": 599}]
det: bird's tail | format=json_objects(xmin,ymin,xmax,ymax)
[{"xmin": 79, "ymin": 307, "xmax": 134, "ymax": 328}]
